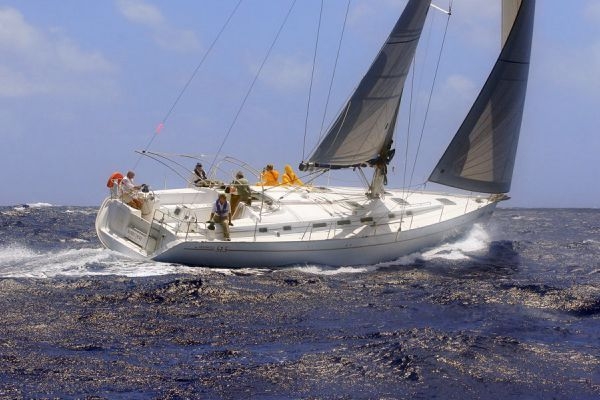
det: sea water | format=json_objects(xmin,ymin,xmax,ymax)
[{"xmin": 0, "ymin": 205, "xmax": 598, "ymax": 399}]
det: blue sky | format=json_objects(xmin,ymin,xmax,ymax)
[{"xmin": 1, "ymin": 0, "xmax": 598, "ymax": 207}]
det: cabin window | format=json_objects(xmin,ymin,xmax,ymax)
[
  {"xmin": 259, "ymin": 227, "xmax": 268, "ymax": 233},
  {"xmin": 313, "ymin": 222, "xmax": 327, "ymax": 228},
  {"xmin": 360, "ymin": 217, "xmax": 373, "ymax": 223},
  {"xmin": 283, "ymin": 225, "xmax": 292, "ymax": 231},
  {"xmin": 337, "ymin": 220, "xmax": 351, "ymax": 225}
]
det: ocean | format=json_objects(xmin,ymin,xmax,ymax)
[{"xmin": 0, "ymin": 205, "xmax": 598, "ymax": 399}]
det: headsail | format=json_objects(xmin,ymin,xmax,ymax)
[
  {"xmin": 429, "ymin": 0, "xmax": 535, "ymax": 193},
  {"xmin": 301, "ymin": 0, "xmax": 431, "ymax": 171}
]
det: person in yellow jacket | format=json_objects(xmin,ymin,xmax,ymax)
[
  {"xmin": 281, "ymin": 164, "xmax": 303, "ymax": 186},
  {"xmin": 259, "ymin": 164, "xmax": 279, "ymax": 186}
]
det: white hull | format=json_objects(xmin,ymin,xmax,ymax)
[{"xmin": 95, "ymin": 186, "xmax": 498, "ymax": 268}]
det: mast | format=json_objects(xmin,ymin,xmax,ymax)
[
  {"xmin": 428, "ymin": 0, "xmax": 535, "ymax": 194},
  {"xmin": 300, "ymin": 0, "xmax": 431, "ymax": 197}
]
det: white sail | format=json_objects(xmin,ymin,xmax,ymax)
[
  {"xmin": 301, "ymin": 0, "xmax": 431, "ymax": 170},
  {"xmin": 429, "ymin": 0, "xmax": 535, "ymax": 193},
  {"xmin": 502, "ymin": 0, "xmax": 522, "ymax": 46}
]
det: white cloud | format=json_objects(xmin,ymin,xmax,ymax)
[
  {"xmin": 444, "ymin": 74, "xmax": 477, "ymax": 100},
  {"xmin": 258, "ymin": 55, "xmax": 311, "ymax": 91},
  {"xmin": 0, "ymin": 7, "xmax": 39, "ymax": 51},
  {"xmin": 116, "ymin": 0, "xmax": 199, "ymax": 52},
  {"xmin": 450, "ymin": 0, "xmax": 499, "ymax": 48},
  {"xmin": 115, "ymin": 0, "xmax": 164, "ymax": 26},
  {"xmin": 0, "ymin": 7, "xmax": 116, "ymax": 98}
]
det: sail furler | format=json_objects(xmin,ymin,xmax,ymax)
[
  {"xmin": 301, "ymin": 0, "xmax": 431, "ymax": 171},
  {"xmin": 429, "ymin": 0, "xmax": 535, "ymax": 194}
]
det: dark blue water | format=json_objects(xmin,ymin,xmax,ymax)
[{"xmin": 0, "ymin": 205, "xmax": 599, "ymax": 399}]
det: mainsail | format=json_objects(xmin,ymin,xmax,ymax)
[
  {"xmin": 429, "ymin": 0, "xmax": 535, "ymax": 193},
  {"xmin": 301, "ymin": 0, "xmax": 431, "ymax": 170}
]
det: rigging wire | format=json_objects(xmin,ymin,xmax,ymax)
[
  {"xmin": 134, "ymin": 151, "xmax": 190, "ymax": 184},
  {"xmin": 407, "ymin": 1, "xmax": 453, "ymax": 189},
  {"xmin": 132, "ymin": 0, "xmax": 244, "ymax": 170},
  {"xmin": 302, "ymin": 0, "xmax": 324, "ymax": 161},
  {"xmin": 209, "ymin": 0, "xmax": 298, "ymax": 174},
  {"xmin": 317, "ymin": 0, "xmax": 352, "ymax": 146},
  {"xmin": 402, "ymin": 58, "xmax": 416, "ymax": 196},
  {"xmin": 401, "ymin": 8, "xmax": 436, "ymax": 198}
]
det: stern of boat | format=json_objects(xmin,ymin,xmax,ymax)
[{"xmin": 95, "ymin": 197, "xmax": 159, "ymax": 260}]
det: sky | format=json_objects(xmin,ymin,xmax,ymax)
[{"xmin": 0, "ymin": 0, "xmax": 598, "ymax": 207}]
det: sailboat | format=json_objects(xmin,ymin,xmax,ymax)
[{"xmin": 96, "ymin": 0, "xmax": 535, "ymax": 268}]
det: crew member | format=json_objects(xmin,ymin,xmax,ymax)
[
  {"xmin": 259, "ymin": 164, "xmax": 279, "ymax": 186},
  {"xmin": 281, "ymin": 164, "xmax": 303, "ymax": 186},
  {"xmin": 208, "ymin": 193, "xmax": 232, "ymax": 241}
]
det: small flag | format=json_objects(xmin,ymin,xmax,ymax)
[{"xmin": 155, "ymin": 122, "xmax": 164, "ymax": 134}]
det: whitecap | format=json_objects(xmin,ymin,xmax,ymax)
[
  {"xmin": 421, "ymin": 224, "xmax": 490, "ymax": 261},
  {"xmin": 293, "ymin": 265, "xmax": 373, "ymax": 275},
  {"xmin": 0, "ymin": 244, "xmax": 197, "ymax": 278},
  {"xmin": 26, "ymin": 202, "xmax": 54, "ymax": 208}
]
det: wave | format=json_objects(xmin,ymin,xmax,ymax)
[
  {"xmin": 0, "ymin": 244, "xmax": 198, "ymax": 278},
  {"xmin": 0, "ymin": 225, "xmax": 492, "ymax": 278},
  {"xmin": 26, "ymin": 202, "xmax": 54, "ymax": 208},
  {"xmin": 421, "ymin": 224, "xmax": 490, "ymax": 261},
  {"xmin": 290, "ymin": 225, "xmax": 492, "ymax": 275},
  {"xmin": 293, "ymin": 265, "xmax": 374, "ymax": 275}
]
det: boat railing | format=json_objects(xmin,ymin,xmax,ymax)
[
  {"xmin": 149, "ymin": 207, "xmax": 206, "ymax": 242},
  {"xmin": 137, "ymin": 197, "xmax": 457, "ymax": 245}
]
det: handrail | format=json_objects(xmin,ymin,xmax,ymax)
[{"xmin": 134, "ymin": 195, "xmax": 452, "ymax": 246}]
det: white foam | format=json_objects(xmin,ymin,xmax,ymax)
[
  {"xmin": 26, "ymin": 202, "xmax": 54, "ymax": 208},
  {"xmin": 383, "ymin": 252, "xmax": 422, "ymax": 267},
  {"xmin": 286, "ymin": 225, "xmax": 491, "ymax": 274},
  {"xmin": 0, "ymin": 244, "xmax": 197, "ymax": 278},
  {"xmin": 0, "ymin": 225, "xmax": 492, "ymax": 278},
  {"xmin": 209, "ymin": 267, "xmax": 271, "ymax": 276},
  {"xmin": 64, "ymin": 209, "xmax": 97, "ymax": 215},
  {"xmin": 421, "ymin": 224, "xmax": 490, "ymax": 261},
  {"xmin": 293, "ymin": 265, "xmax": 373, "ymax": 275}
]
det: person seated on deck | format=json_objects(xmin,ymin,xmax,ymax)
[
  {"xmin": 281, "ymin": 164, "xmax": 303, "ymax": 186},
  {"xmin": 191, "ymin": 163, "xmax": 208, "ymax": 187},
  {"xmin": 229, "ymin": 171, "xmax": 252, "ymax": 219},
  {"xmin": 258, "ymin": 164, "xmax": 279, "ymax": 186},
  {"xmin": 121, "ymin": 171, "xmax": 144, "ymax": 210},
  {"xmin": 208, "ymin": 193, "xmax": 233, "ymax": 241}
]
